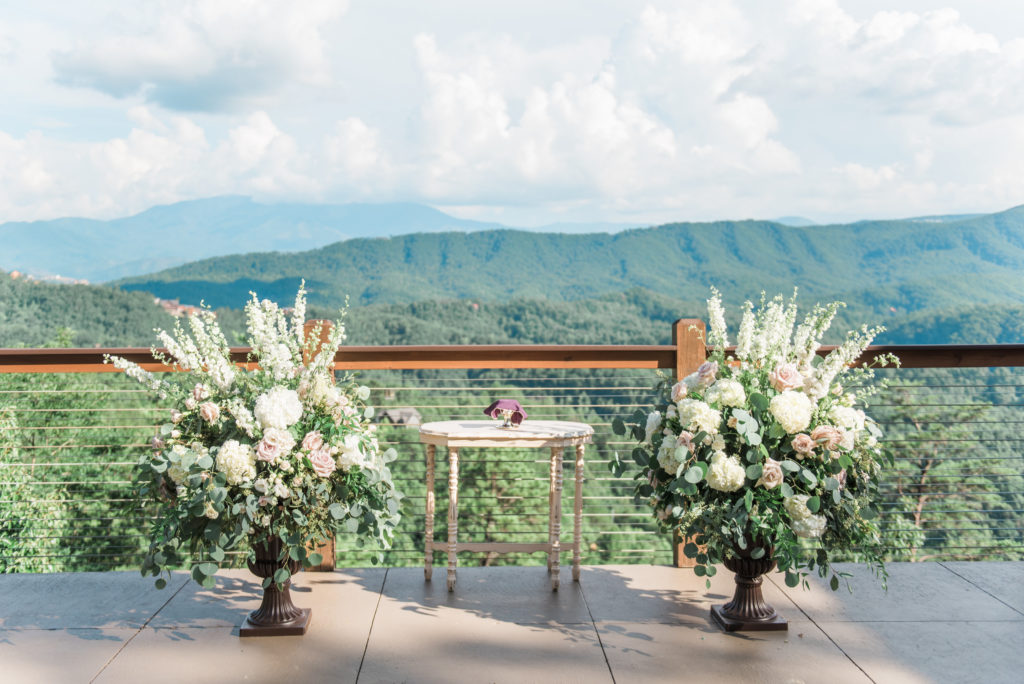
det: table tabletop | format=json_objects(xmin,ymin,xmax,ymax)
[{"xmin": 418, "ymin": 420, "xmax": 593, "ymax": 448}]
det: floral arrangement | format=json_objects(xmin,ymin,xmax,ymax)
[
  {"xmin": 613, "ymin": 290, "xmax": 896, "ymax": 590},
  {"xmin": 108, "ymin": 286, "xmax": 402, "ymax": 589}
]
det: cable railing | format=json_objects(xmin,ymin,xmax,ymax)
[{"xmin": 2, "ymin": 328, "xmax": 1023, "ymax": 573}]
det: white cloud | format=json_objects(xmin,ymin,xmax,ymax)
[
  {"xmin": 51, "ymin": 0, "xmax": 347, "ymax": 111},
  {"xmin": 0, "ymin": 1, "xmax": 1022, "ymax": 224}
]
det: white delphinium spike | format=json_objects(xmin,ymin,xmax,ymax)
[
  {"xmin": 706, "ymin": 288, "xmax": 729, "ymax": 350},
  {"xmin": 808, "ymin": 324, "xmax": 881, "ymax": 400},
  {"xmin": 734, "ymin": 301, "xmax": 755, "ymax": 361},
  {"xmin": 291, "ymin": 281, "xmax": 307, "ymax": 341},
  {"xmin": 105, "ymin": 355, "xmax": 168, "ymax": 395}
]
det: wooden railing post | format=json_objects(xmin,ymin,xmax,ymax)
[
  {"xmin": 304, "ymin": 319, "xmax": 337, "ymax": 572},
  {"xmin": 671, "ymin": 318, "xmax": 705, "ymax": 568}
]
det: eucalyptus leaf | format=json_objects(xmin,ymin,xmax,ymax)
[
  {"xmin": 197, "ymin": 562, "xmax": 218, "ymax": 576},
  {"xmin": 800, "ymin": 469, "xmax": 817, "ymax": 487},
  {"xmin": 209, "ymin": 546, "xmax": 225, "ymax": 562},
  {"xmin": 806, "ymin": 496, "xmax": 821, "ymax": 513},
  {"xmin": 611, "ymin": 417, "xmax": 626, "ymax": 436},
  {"xmin": 785, "ymin": 571, "xmax": 800, "ymax": 588},
  {"xmin": 155, "ymin": 577, "xmax": 167, "ymax": 590},
  {"xmin": 780, "ymin": 460, "xmax": 800, "ymax": 473},
  {"xmin": 694, "ymin": 565, "xmax": 707, "ymax": 577},
  {"xmin": 273, "ymin": 567, "xmax": 291, "ymax": 584},
  {"xmin": 749, "ymin": 392, "xmax": 769, "ymax": 412},
  {"xmin": 683, "ymin": 542, "xmax": 699, "ymax": 558},
  {"xmin": 825, "ymin": 477, "xmax": 840, "ymax": 491},
  {"xmin": 750, "ymin": 546, "xmax": 766, "ymax": 560},
  {"xmin": 780, "ymin": 482, "xmax": 794, "ymax": 498},
  {"xmin": 308, "ymin": 552, "xmax": 324, "ymax": 566},
  {"xmin": 684, "ymin": 466, "xmax": 704, "ymax": 484},
  {"xmin": 830, "ymin": 575, "xmax": 840, "ymax": 591},
  {"xmin": 745, "ymin": 464, "xmax": 763, "ymax": 481}
]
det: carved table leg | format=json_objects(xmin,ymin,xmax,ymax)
[
  {"xmin": 424, "ymin": 444, "xmax": 435, "ymax": 581},
  {"xmin": 447, "ymin": 446, "xmax": 459, "ymax": 592},
  {"xmin": 573, "ymin": 443, "xmax": 584, "ymax": 582},
  {"xmin": 550, "ymin": 446, "xmax": 563, "ymax": 591}
]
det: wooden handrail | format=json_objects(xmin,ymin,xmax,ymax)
[{"xmin": 1, "ymin": 343, "xmax": 1023, "ymax": 373}]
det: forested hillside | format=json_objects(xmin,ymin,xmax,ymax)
[{"xmin": 114, "ymin": 207, "xmax": 1024, "ymax": 328}]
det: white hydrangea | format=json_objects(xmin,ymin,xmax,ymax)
[
  {"xmin": 706, "ymin": 451, "xmax": 745, "ymax": 492},
  {"xmin": 644, "ymin": 411, "xmax": 662, "ymax": 444},
  {"xmin": 784, "ymin": 494, "xmax": 813, "ymax": 520},
  {"xmin": 791, "ymin": 513, "xmax": 827, "ymax": 538},
  {"xmin": 831, "ymin": 405, "xmax": 865, "ymax": 433},
  {"xmin": 337, "ymin": 434, "xmax": 368, "ymax": 471},
  {"xmin": 705, "ymin": 379, "xmax": 746, "ymax": 408},
  {"xmin": 677, "ymin": 399, "xmax": 722, "ymax": 434},
  {"xmin": 215, "ymin": 440, "xmax": 256, "ymax": 485},
  {"xmin": 254, "ymin": 387, "xmax": 303, "ymax": 429},
  {"xmin": 657, "ymin": 444, "xmax": 686, "ymax": 474},
  {"xmin": 770, "ymin": 391, "xmax": 814, "ymax": 434}
]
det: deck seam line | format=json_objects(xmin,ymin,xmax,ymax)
[
  {"xmin": 765, "ymin": 575, "xmax": 877, "ymax": 684},
  {"xmin": 89, "ymin": 574, "xmax": 190, "ymax": 683},
  {"xmin": 579, "ymin": 572, "xmax": 617, "ymax": 684},
  {"xmin": 355, "ymin": 567, "xmax": 388, "ymax": 684},
  {"xmin": 937, "ymin": 562, "xmax": 1024, "ymax": 617}
]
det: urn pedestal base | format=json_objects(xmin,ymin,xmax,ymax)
[
  {"xmin": 710, "ymin": 551, "xmax": 788, "ymax": 633},
  {"xmin": 240, "ymin": 608, "xmax": 312, "ymax": 637},
  {"xmin": 710, "ymin": 604, "xmax": 787, "ymax": 632},
  {"xmin": 239, "ymin": 538, "xmax": 312, "ymax": 637}
]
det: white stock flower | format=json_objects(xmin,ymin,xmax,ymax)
[
  {"xmin": 770, "ymin": 391, "xmax": 814, "ymax": 434},
  {"xmin": 227, "ymin": 398, "xmax": 257, "ymax": 438},
  {"xmin": 677, "ymin": 399, "xmax": 721, "ymax": 434},
  {"xmin": 644, "ymin": 411, "xmax": 662, "ymax": 444},
  {"xmin": 215, "ymin": 440, "xmax": 256, "ymax": 485},
  {"xmin": 254, "ymin": 387, "xmax": 303, "ymax": 429},
  {"xmin": 705, "ymin": 379, "xmax": 746, "ymax": 408},
  {"xmin": 706, "ymin": 451, "xmax": 745, "ymax": 492}
]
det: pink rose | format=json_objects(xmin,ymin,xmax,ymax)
[
  {"xmin": 192, "ymin": 383, "xmax": 210, "ymax": 401},
  {"xmin": 770, "ymin": 363, "xmax": 804, "ymax": 392},
  {"xmin": 301, "ymin": 430, "xmax": 324, "ymax": 452},
  {"xmin": 696, "ymin": 361, "xmax": 718, "ymax": 387},
  {"xmin": 670, "ymin": 380, "xmax": 687, "ymax": 402},
  {"xmin": 757, "ymin": 459, "xmax": 783, "ymax": 489},
  {"xmin": 837, "ymin": 469, "xmax": 847, "ymax": 489},
  {"xmin": 309, "ymin": 447, "xmax": 336, "ymax": 477},
  {"xmin": 170, "ymin": 409, "xmax": 183, "ymax": 424},
  {"xmin": 811, "ymin": 425, "xmax": 843, "ymax": 451},
  {"xmin": 676, "ymin": 430, "xmax": 694, "ymax": 452},
  {"xmin": 258, "ymin": 495, "xmax": 273, "ymax": 507},
  {"xmin": 257, "ymin": 439, "xmax": 281, "ymax": 462},
  {"xmin": 791, "ymin": 433, "xmax": 816, "ymax": 459},
  {"xmin": 199, "ymin": 401, "xmax": 220, "ymax": 423},
  {"xmin": 184, "ymin": 397, "xmax": 197, "ymax": 411}
]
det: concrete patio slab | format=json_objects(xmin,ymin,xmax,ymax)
[
  {"xmin": 939, "ymin": 561, "xmax": 1024, "ymax": 615},
  {"xmin": 579, "ymin": 564, "xmax": 799, "ymax": 624},
  {"xmin": 379, "ymin": 565, "xmax": 590, "ymax": 624},
  {"xmin": 0, "ymin": 570, "xmax": 189, "ymax": 630},
  {"xmin": 819, "ymin": 619, "xmax": 1024, "ymax": 684},
  {"xmin": 95, "ymin": 569, "xmax": 386, "ymax": 684},
  {"xmin": 2, "ymin": 562, "xmax": 1022, "ymax": 683},
  {"xmin": 596, "ymin": 619, "xmax": 872, "ymax": 684},
  {"xmin": 0, "ymin": 628, "xmax": 135, "ymax": 684},
  {"xmin": 770, "ymin": 561, "xmax": 1023, "ymax": 623},
  {"xmin": 362, "ymin": 602, "xmax": 608, "ymax": 684}
]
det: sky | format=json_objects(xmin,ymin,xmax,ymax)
[{"xmin": 1, "ymin": 0, "xmax": 1022, "ymax": 226}]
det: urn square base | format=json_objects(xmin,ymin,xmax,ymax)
[
  {"xmin": 710, "ymin": 605, "xmax": 788, "ymax": 632},
  {"xmin": 239, "ymin": 608, "xmax": 312, "ymax": 637}
]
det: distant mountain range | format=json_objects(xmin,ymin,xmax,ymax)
[
  {"xmin": 109, "ymin": 205, "xmax": 1024, "ymax": 334},
  {"xmin": 0, "ymin": 196, "xmax": 641, "ymax": 282}
]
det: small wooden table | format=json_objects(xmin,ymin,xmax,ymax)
[{"xmin": 419, "ymin": 420, "xmax": 593, "ymax": 591}]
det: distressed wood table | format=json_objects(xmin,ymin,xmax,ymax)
[{"xmin": 418, "ymin": 420, "xmax": 593, "ymax": 591}]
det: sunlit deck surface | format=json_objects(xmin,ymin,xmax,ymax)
[{"xmin": 2, "ymin": 562, "xmax": 1021, "ymax": 683}]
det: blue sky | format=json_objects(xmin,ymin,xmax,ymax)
[{"xmin": 1, "ymin": 0, "xmax": 1022, "ymax": 226}]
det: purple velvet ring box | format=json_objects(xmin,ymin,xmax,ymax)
[{"xmin": 483, "ymin": 399, "xmax": 527, "ymax": 428}]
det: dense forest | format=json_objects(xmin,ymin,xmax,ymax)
[{"xmin": 5, "ymin": 271, "xmax": 1024, "ymax": 348}]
